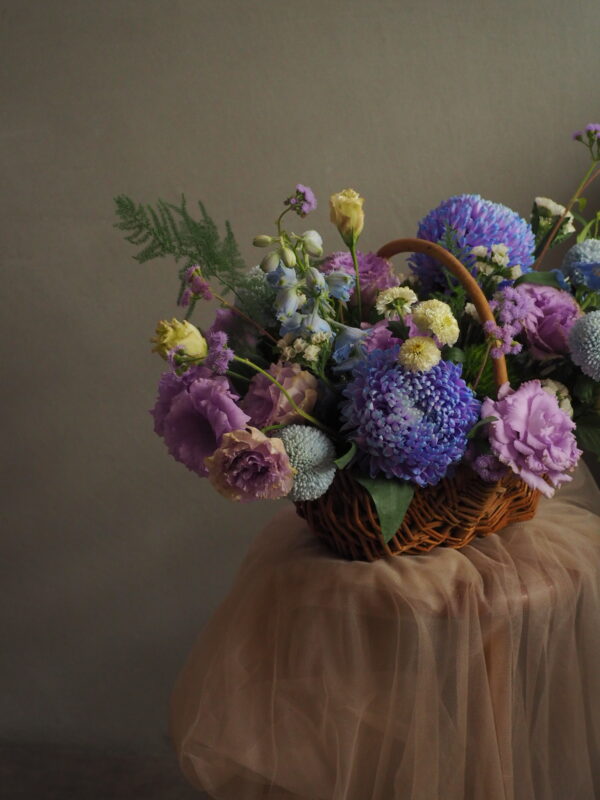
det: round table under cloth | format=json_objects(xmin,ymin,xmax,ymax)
[{"xmin": 171, "ymin": 464, "xmax": 600, "ymax": 800}]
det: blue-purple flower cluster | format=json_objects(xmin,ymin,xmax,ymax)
[
  {"xmin": 341, "ymin": 348, "xmax": 481, "ymax": 486},
  {"xmin": 410, "ymin": 194, "xmax": 535, "ymax": 291}
]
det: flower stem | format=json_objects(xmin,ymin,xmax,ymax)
[
  {"xmin": 212, "ymin": 291, "xmax": 278, "ymax": 343},
  {"xmin": 233, "ymin": 355, "xmax": 337, "ymax": 436},
  {"xmin": 472, "ymin": 339, "xmax": 493, "ymax": 392},
  {"xmin": 350, "ymin": 242, "xmax": 362, "ymax": 321},
  {"xmin": 260, "ymin": 423, "xmax": 287, "ymax": 435},
  {"xmin": 534, "ymin": 161, "xmax": 600, "ymax": 269}
]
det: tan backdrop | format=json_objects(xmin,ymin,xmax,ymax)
[{"xmin": 2, "ymin": 0, "xmax": 599, "ymax": 752}]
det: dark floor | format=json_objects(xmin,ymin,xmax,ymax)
[{"xmin": 0, "ymin": 742, "xmax": 208, "ymax": 800}]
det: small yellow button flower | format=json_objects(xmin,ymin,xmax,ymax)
[
  {"xmin": 398, "ymin": 337, "xmax": 442, "ymax": 372},
  {"xmin": 151, "ymin": 318, "xmax": 208, "ymax": 360},
  {"xmin": 411, "ymin": 300, "xmax": 460, "ymax": 346},
  {"xmin": 329, "ymin": 188, "xmax": 365, "ymax": 246}
]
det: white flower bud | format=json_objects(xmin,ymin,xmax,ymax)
[
  {"xmin": 301, "ymin": 230, "xmax": 323, "ymax": 257},
  {"xmin": 253, "ymin": 235, "xmax": 273, "ymax": 247},
  {"xmin": 281, "ymin": 246, "xmax": 297, "ymax": 268},
  {"xmin": 260, "ymin": 251, "xmax": 280, "ymax": 273}
]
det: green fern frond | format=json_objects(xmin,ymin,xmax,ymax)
[{"xmin": 114, "ymin": 194, "xmax": 246, "ymax": 294}]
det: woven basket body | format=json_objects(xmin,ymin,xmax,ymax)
[{"xmin": 295, "ymin": 237, "xmax": 541, "ymax": 561}]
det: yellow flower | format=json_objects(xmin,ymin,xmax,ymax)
[
  {"xmin": 411, "ymin": 300, "xmax": 460, "ymax": 346},
  {"xmin": 329, "ymin": 188, "xmax": 365, "ymax": 246},
  {"xmin": 398, "ymin": 337, "xmax": 441, "ymax": 372},
  {"xmin": 375, "ymin": 286, "xmax": 418, "ymax": 319},
  {"xmin": 151, "ymin": 318, "xmax": 208, "ymax": 360}
]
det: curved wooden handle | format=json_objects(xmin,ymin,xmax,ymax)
[{"xmin": 376, "ymin": 237, "xmax": 508, "ymax": 388}]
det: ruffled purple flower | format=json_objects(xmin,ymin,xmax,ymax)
[
  {"xmin": 362, "ymin": 320, "xmax": 403, "ymax": 354},
  {"xmin": 284, "ymin": 184, "xmax": 317, "ymax": 217},
  {"xmin": 341, "ymin": 348, "xmax": 481, "ymax": 486},
  {"xmin": 205, "ymin": 427, "xmax": 293, "ymax": 502},
  {"xmin": 410, "ymin": 194, "xmax": 535, "ymax": 292},
  {"xmin": 151, "ymin": 366, "xmax": 250, "ymax": 477},
  {"xmin": 241, "ymin": 361, "xmax": 318, "ymax": 428},
  {"xmin": 321, "ymin": 251, "xmax": 399, "ymax": 307},
  {"xmin": 516, "ymin": 284, "xmax": 582, "ymax": 359},
  {"xmin": 482, "ymin": 381, "xmax": 581, "ymax": 497},
  {"xmin": 471, "ymin": 453, "xmax": 507, "ymax": 483}
]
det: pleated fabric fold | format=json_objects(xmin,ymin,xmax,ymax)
[{"xmin": 171, "ymin": 465, "xmax": 600, "ymax": 800}]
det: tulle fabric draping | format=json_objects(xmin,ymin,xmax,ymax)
[{"xmin": 171, "ymin": 464, "xmax": 600, "ymax": 800}]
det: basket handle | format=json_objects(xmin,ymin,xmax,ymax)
[{"xmin": 376, "ymin": 237, "xmax": 508, "ymax": 388}]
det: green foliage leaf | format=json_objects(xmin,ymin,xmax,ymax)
[
  {"xmin": 354, "ymin": 474, "xmax": 414, "ymax": 543},
  {"xmin": 573, "ymin": 373, "xmax": 598, "ymax": 406},
  {"xmin": 114, "ymin": 194, "xmax": 246, "ymax": 294},
  {"xmin": 577, "ymin": 212, "xmax": 600, "ymax": 244},
  {"xmin": 467, "ymin": 416, "xmax": 498, "ymax": 439},
  {"xmin": 575, "ymin": 411, "xmax": 600, "ymax": 461},
  {"xmin": 515, "ymin": 271, "xmax": 566, "ymax": 290},
  {"xmin": 445, "ymin": 346, "xmax": 465, "ymax": 364},
  {"xmin": 334, "ymin": 442, "xmax": 357, "ymax": 469}
]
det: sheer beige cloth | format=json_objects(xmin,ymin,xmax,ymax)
[{"xmin": 171, "ymin": 464, "xmax": 600, "ymax": 800}]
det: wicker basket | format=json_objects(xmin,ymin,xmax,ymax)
[{"xmin": 295, "ymin": 237, "xmax": 541, "ymax": 561}]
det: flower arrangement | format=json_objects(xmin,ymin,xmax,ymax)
[{"xmin": 115, "ymin": 125, "xmax": 600, "ymax": 554}]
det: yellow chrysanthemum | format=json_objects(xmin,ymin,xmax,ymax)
[
  {"xmin": 375, "ymin": 286, "xmax": 418, "ymax": 319},
  {"xmin": 397, "ymin": 337, "xmax": 442, "ymax": 372},
  {"xmin": 411, "ymin": 300, "xmax": 459, "ymax": 346}
]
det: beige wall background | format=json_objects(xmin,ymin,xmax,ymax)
[{"xmin": 2, "ymin": 0, "xmax": 599, "ymax": 753}]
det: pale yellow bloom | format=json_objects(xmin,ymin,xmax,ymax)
[
  {"xmin": 375, "ymin": 286, "xmax": 418, "ymax": 319},
  {"xmin": 303, "ymin": 345, "xmax": 320, "ymax": 362},
  {"xmin": 541, "ymin": 379, "xmax": 574, "ymax": 418},
  {"xmin": 151, "ymin": 319, "xmax": 207, "ymax": 360},
  {"xmin": 329, "ymin": 188, "xmax": 365, "ymax": 246},
  {"xmin": 411, "ymin": 300, "xmax": 460, "ymax": 346},
  {"xmin": 398, "ymin": 337, "xmax": 441, "ymax": 372}
]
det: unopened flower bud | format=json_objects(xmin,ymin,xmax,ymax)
[
  {"xmin": 301, "ymin": 230, "xmax": 323, "ymax": 257},
  {"xmin": 329, "ymin": 188, "xmax": 365, "ymax": 247},
  {"xmin": 253, "ymin": 235, "xmax": 273, "ymax": 248},
  {"xmin": 151, "ymin": 319, "xmax": 207, "ymax": 360},
  {"xmin": 261, "ymin": 251, "xmax": 281, "ymax": 273},
  {"xmin": 281, "ymin": 246, "xmax": 297, "ymax": 268}
]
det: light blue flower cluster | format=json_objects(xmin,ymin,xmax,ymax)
[
  {"xmin": 569, "ymin": 310, "xmax": 600, "ymax": 381},
  {"xmin": 279, "ymin": 424, "xmax": 336, "ymax": 501},
  {"xmin": 341, "ymin": 347, "xmax": 481, "ymax": 486},
  {"xmin": 266, "ymin": 263, "xmax": 354, "ymax": 338},
  {"xmin": 562, "ymin": 239, "xmax": 600, "ymax": 291}
]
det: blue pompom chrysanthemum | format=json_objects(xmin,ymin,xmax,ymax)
[
  {"xmin": 568, "ymin": 310, "xmax": 600, "ymax": 381},
  {"xmin": 340, "ymin": 348, "xmax": 481, "ymax": 486},
  {"xmin": 411, "ymin": 194, "xmax": 535, "ymax": 291}
]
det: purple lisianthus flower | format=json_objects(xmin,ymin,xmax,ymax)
[
  {"xmin": 341, "ymin": 348, "xmax": 481, "ymax": 486},
  {"xmin": 362, "ymin": 320, "xmax": 403, "ymax": 354},
  {"xmin": 411, "ymin": 194, "xmax": 535, "ymax": 292},
  {"xmin": 208, "ymin": 308, "xmax": 259, "ymax": 351},
  {"xmin": 471, "ymin": 453, "xmax": 507, "ymax": 483},
  {"xmin": 516, "ymin": 284, "xmax": 582, "ymax": 359},
  {"xmin": 241, "ymin": 361, "xmax": 318, "ymax": 428},
  {"xmin": 151, "ymin": 366, "xmax": 250, "ymax": 477},
  {"xmin": 204, "ymin": 427, "xmax": 293, "ymax": 502},
  {"xmin": 204, "ymin": 330, "xmax": 234, "ymax": 375},
  {"xmin": 482, "ymin": 381, "xmax": 581, "ymax": 497},
  {"xmin": 321, "ymin": 251, "xmax": 399, "ymax": 307},
  {"xmin": 284, "ymin": 184, "xmax": 317, "ymax": 217}
]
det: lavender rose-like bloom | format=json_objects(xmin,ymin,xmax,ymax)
[
  {"xmin": 482, "ymin": 381, "xmax": 581, "ymax": 498},
  {"xmin": 205, "ymin": 427, "xmax": 293, "ymax": 502},
  {"xmin": 151, "ymin": 366, "xmax": 250, "ymax": 477},
  {"xmin": 362, "ymin": 320, "xmax": 402, "ymax": 353},
  {"xmin": 321, "ymin": 251, "xmax": 399, "ymax": 307},
  {"xmin": 241, "ymin": 361, "xmax": 318, "ymax": 428},
  {"xmin": 516, "ymin": 284, "xmax": 582, "ymax": 359}
]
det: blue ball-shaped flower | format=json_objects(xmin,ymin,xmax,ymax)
[
  {"xmin": 340, "ymin": 348, "xmax": 481, "ymax": 486},
  {"xmin": 561, "ymin": 239, "xmax": 600, "ymax": 290},
  {"xmin": 569, "ymin": 310, "xmax": 600, "ymax": 381},
  {"xmin": 411, "ymin": 194, "xmax": 535, "ymax": 291}
]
